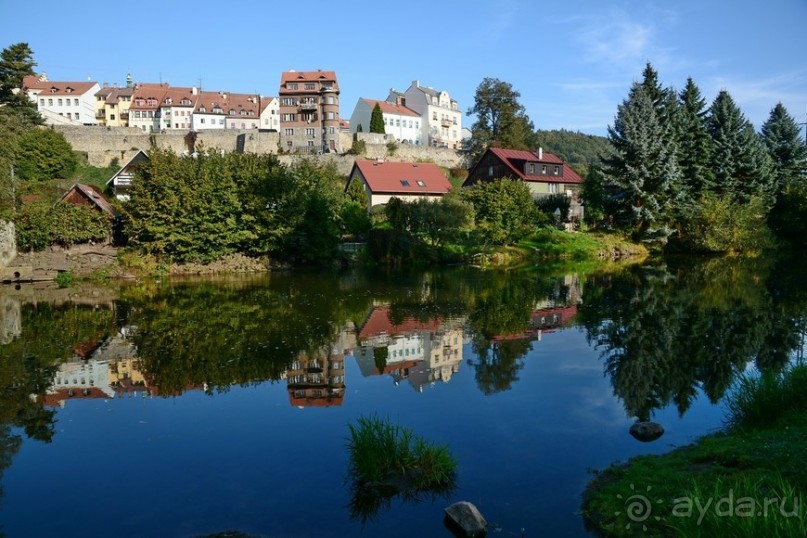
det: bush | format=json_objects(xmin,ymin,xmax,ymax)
[
  {"xmin": 15, "ymin": 128, "xmax": 77, "ymax": 181},
  {"xmin": 15, "ymin": 200, "xmax": 111, "ymax": 251},
  {"xmin": 679, "ymin": 193, "xmax": 774, "ymax": 253},
  {"xmin": 348, "ymin": 139, "xmax": 366, "ymax": 155},
  {"xmin": 463, "ymin": 178, "xmax": 540, "ymax": 245}
]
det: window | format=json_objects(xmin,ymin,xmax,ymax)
[
  {"xmin": 329, "ymin": 127, "xmax": 335, "ymax": 134},
  {"xmin": 549, "ymin": 183, "xmax": 558, "ymax": 194},
  {"xmin": 58, "ymin": 98, "xmax": 63, "ymax": 106},
  {"xmin": 326, "ymin": 112, "xmax": 335, "ymax": 120},
  {"xmin": 416, "ymin": 180, "xmax": 426, "ymax": 187},
  {"xmin": 325, "ymin": 96, "xmax": 334, "ymax": 104},
  {"xmin": 74, "ymin": 99, "xmax": 79, "ymax": 106},
  {"xmin": 488, "ymin": 166, "xmax": 494, "ymax": 177},
  {"xmin": 200, "ymin": 118, "xmax": 205, "ymax": 124},
  {"xmin": 39, "ymin": 99, "xmax": 44, "ymax": 105},
  {"xmin": 284, "ymin": 128, "xmax": 294, "ymax": 135},
  {"xmin": 304, "ymin": 82, "xmax": 315, "ymax": 90},
  {"xmin": 529, "ymin": 164, "xmax": 535, "ymax": 174},
  {"xmin": 287, "ymin": 83, "xmax": 298, "ymax": 90},
  {"xmin": 554, "ymin": 165, "xmax": 560, "ymax": 175},
  {"xmin": 409, "ymin": 120, "xmax": 413, "ymax": 128},
  {"xmin": 307, "ymin": 140, "xmax": 314, "ymax": 147},
  {"xmin": 541, "ymin": 165, "xmax": 547, "ymax": 174},
  {"xmin": 281, "ymin": 97, "xmax": 296, "ymax": 105},
  {"xmin": 400, "ymin": 180, "xmax": 410, "ymax": 187},
  {"xmin": 281, "ymin": 113, "xmax": 296, "ymax": 121},
  {"xmin": 110, "ymin": 114, "xmax": 115, "ymax": 120},
  {"xmin": 305, "ymin": 128, "xmax": 315, "ymax": 137}
]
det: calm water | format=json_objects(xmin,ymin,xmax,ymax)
[{"xmin": 1, "ymin": 256, "xmax": 805, "ymax": 537}]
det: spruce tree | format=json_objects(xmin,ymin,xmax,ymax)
[
  {"xmin": 761, "ymin": 103, "xmax": 807, "ymax": 191},
  {"xmin": 604, "ymin": 83, "xmax": 682, "ymax": 243},
  {"xmin": 0, "ymin": 42, "xmax": 41, "ymax": 125},
  {"xmin": 369, "ymin": 103, "xmax": 385, "ymax": 134},
  {"xmin": 676, "ymin": 78, "xmax": 714, "ymax": 194},
  {"xmin": 707, "ymin": 91, "xmax": 774, "ymax": 204}
]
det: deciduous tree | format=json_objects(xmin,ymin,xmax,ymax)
[{"xmin": 467, "ymin": 78, "xmax": 537, "ymax": 162}]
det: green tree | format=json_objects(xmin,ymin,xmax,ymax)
[
  {"xmin": 463, "ymin": 178, "xmax": 538, "ymax": 245},
  {"xmin": 761, "ymin": 103, "xmax": 807, "ymax": 191},
  {"xmin": 369, "ymin": 103, "xmax": 385, "ymax": 134},
  {"xmin": 0, "ymin": 42, "xmax": 41, "ymax": 125},
  {"xmin": 467, "ymin": 78, "xmax": 537, "ymax": 162},
  {"xmin": 706, "ymin": 90, "xmax": 775, "ymax": 204},
  {"xmin": 603, "ymin": 83, "xmax": 682, "ymax": 243},
  {"xmin": 676, "ymin": 77, "xmax": 714, "ymax": 195},
  {"xmin": 15, "ymin": 128, "xmax": 77, "ymax": 181}
]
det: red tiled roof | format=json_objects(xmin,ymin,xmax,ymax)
[
  {"xmin": 280, "ymin": 70, "xmax": 339, "ymax": 90},
  {"xmin": 361, "ymin": 98, "xmax": 419, "ymax": 117},
  {"xmin": 44, "ymin": 387, "xmax": 110, "ymax": 407},
  {"xmin": 487, "ymin": 147, "xmax": 583, "ymax": 184},
  {"xmin": 352, "ymin": 160, "xmax": 452, "ymax": 195},
  {"xmin": 24, "ymin": 79, "xmax": 98, "ymax": 96},
  {"xmin": 130, "ymin": 83, "xmax": 171, "ymax": 110},
  {"xmin": 194, "ymin": 91, "xmax": 261, "ymax": 116},
  {"xmin": 358, "ymin": 306, "xmax": 443, "ymax": 339}
]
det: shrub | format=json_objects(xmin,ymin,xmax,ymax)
[
  {"xmin": 15, "ymin": 200, "xmax": 112, "ymax": 251},
  {"xmin": 679, "ymin": 193, "xmax": 774, "ymax": 253}
]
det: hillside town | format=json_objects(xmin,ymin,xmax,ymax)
[{"xmin": 22, "ymin": 69, "xmax": 468, "ymax": 154}]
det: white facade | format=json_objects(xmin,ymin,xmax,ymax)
[
  {"xmin": 260, "ymin": 97, "xmax": 280, "ymax": 131},
  {"xmin": 349, "ymin": 98, "xmax": 422, "ymax": 145},
  {"xmin": 391, "ymin": 81, "xmax": 463, "ymax": 149},
  {"xmin": 30, "ymin": 82, "xmax": 100, "ymax": 125}
]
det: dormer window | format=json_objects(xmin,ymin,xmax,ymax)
[
  {"xmin": 181, "ymin": 98, "xmax": 191, "ymax": 105},
  {"xmin": 164, "ymin": 98, "xmax": 172, "ymax": 105},
  {"xmin": 199, "ymin": 107, "xmax": 206, "ymax": 113},
  {"xmin": 229, "ymin": 109, "xmax": 236, "ymax": 115},
  {"xmin": 287, "ymin": 83, "xmax": 298, "ymax": 90}
]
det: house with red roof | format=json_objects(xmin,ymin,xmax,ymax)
[
  {"xmin": 346, "ymin": 159, "xmax": 453, "ymax": 210},
  {"xmin": 348, "ymin": 98, "xmax": 422, "ymax": 145},
  {"xmin": 23, "ymin": 74, "xmax": 100, "ymax": 125},
  {"xmin": 464, "ymin": 147, "xmax": 585, "ymax": 220}
]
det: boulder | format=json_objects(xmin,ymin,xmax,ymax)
[
  {"xmin": 629, "ymin": 421, "xmax": 664, "ymax": 442},
  {"xmin": 444, "ymin": 501, "xmax": 487, "ymax": 537}
]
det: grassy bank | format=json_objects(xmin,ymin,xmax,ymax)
[
  {"xmin": 582, "ymin": 364, "xmax": 807, "ymax": 537},
  {"xmin": 521, "ymin": 228, "xmax": 649, "ymax": 262}
]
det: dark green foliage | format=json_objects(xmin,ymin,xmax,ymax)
[
  {"xmin": 348, "ymin": 138, "xmax": 366, "ymax": 155},
  {"xmin": 603, "ymin": 82, "xmax": 682, "ymax": 243},
  {"xmin": 15, "ymin": 128, "xmax": 77, "ymax": 181},
  {"xmin": 707, "ymin": 90, "xmax": 775, "ymax": 204},
  {"xmin": 125, "ymin": 149, "xmax": 347, "ymax": 264},
  {"xmin": 0, "ymin": 42, "xmax": 41, "ymax": 126},
  {"xmin": 770, "ymin": 181, "xmax": 807, "ymax": 246},
  {"xmin": 463, "ymin": 178, "xmax": 539, "ymax": 245},
  {"xmin": 467, "ymin": 77, "xmax": 537, "ymax": 162},
  {"xmin": 535, "ymin": 193, "xmax": 571, "ymax": 221},
  {"xmin": 533, "ymin": 129, "xmax": 612, "ymax": 177},
  {"xmin": 676, "ymin": 77, "xmax": 714, "ymax": 196},
  {"xmin": 383, "ymin": 193, "xmax": 472, "ymax": 251},
  {"xmin": 369, "ymin": 103, "xmax": 385, "ymax": 134},
  {"xmin": 675, "ymin": 193, "xmax": 774, "ymax": 253},
  {"xmin": 727, "ymin": 364, "xmax": 807, "ymax": 430},
  {"xmin": 14, "ymin": 199, "xmax": 111, "ymax": 251}
]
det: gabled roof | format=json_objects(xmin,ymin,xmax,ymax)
[
  {"xmin": 358, "ymin": 306, "xmax": 443, "ymax": 339},
  {"xmin": 482, "ymin": 147, "xmax": 583, "ymax": 184},
  {"xmin": 24, "ymin": 78, "xmax": 98, "ymax": 96},
  {"xmin": 130, "ymin": 83, "xmax": 171, "ymax": 110},
  {"xmin": 360, "ymin": 98, "xmax": 420, "ymax": 117},
  {"xmin": 59, "ymin": 183, "xmax": 118, "ymax": 216},
  {"xmin": 280, "ymin": 70, "xmax": 339, "ymax": 91},
  {"xmin": 194, "ymin": 91, "xmax": 261, "ymax": 116},
  {"xmin": 351, "ymin": 160, "xmax": 452, "ymax": 195},
  {"xmin": 107, "ymin": 149, "xmax": 149, "ymax": 185}
]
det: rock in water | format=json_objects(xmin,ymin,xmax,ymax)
[
  {"xmin": 629, "ymin": 421, "xmax": 664, "ymax": 442},
  {"xmin": 444, "ymin": 501, "xmax": 487, "ymax": 537}
]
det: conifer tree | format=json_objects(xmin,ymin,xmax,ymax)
[
  {"xmin": 706, "ymin": 91, "xmax": 774, "ymax": 204},
  {"xmin": 369, "ymin": 103, "xmax": 385, "ymax": 134},
  {"xmin": 0, "ymin": 42, "xmax": 41, "ymax": 125},
  {"xmin": 676, "ymin": 78, "xmax": 714, "ymax": 194},
  {"xmin": 604, "ymin": 83, "xmax": 682, "ymax": 243},
  {"xmin": 761, "ymin": 103, "xmax": 807, "ymax": 190}
]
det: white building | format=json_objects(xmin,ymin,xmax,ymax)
[
  {"xmin": 23, "ymin": 74, "xmax": 100, "ymax": 125},
  {"xmin": 260, "ymin": 96, "xmax": 280, "ymax": 131},
  {"xmin": 349, "ymin": 98, "xmax": 422, "ymax": 145},
  {"xmin": 388, "ymin": 81, "xmax": 462, "ymax": 149}
]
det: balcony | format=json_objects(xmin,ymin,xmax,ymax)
[
  {"xmin": 440, "ymin": 118, "xmax": 452, "ymax": 128},
  {"xmin": 299, "ymin": 101, "xmax": 318, "ymax": 111}
]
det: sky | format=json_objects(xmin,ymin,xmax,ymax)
[{"xmin": 2, "ymin": 0, "xmax": 805, "ymax": 137}]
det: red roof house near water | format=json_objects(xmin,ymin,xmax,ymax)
[{"xmin": 346, "ymin": 159, "xmax": 452, "ymax": 210}]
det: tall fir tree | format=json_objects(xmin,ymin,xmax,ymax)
[
  {"xmin": 706, "ymin": 90, "xmax": 774, "ymax": 204},
  {"xmin": 369, "ymin": 103, "xmax": 385, "ymax": 134},
  {"xmin": 676, "ymin": 77, "xmax": 714, "ymax": 194},
  {"xmin": 0, "ymin": 42, "xmax": 41, "ymax": 125},
  {"xmin": 604, "ymin": 83, "xmax": 682, "ymax": 243},
  {"xmin": 761, "ymin": 103, "xmax": 807, "ymax": 191}
]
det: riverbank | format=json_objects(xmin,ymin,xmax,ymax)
[{"xmin": 581, "ymin": 364, "xmax": 807, "ymax": 537}]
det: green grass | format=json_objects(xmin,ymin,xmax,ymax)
[
  {"xmin": 582, "ymin": 363, "xmax": 807, "ymax": 537},
  {"xmin": 346, "ymin": 416, "xmax": 457, "ymax": 521},
  {"xmin": 521, "ymin": 227, "xmax": 648, "ymax": 262}
]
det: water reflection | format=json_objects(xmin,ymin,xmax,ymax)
[{"xmin": 1, "ymin": 258, "xmax": 806, "ymax": 530}]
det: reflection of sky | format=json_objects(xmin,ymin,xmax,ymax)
[{"xmin": 2, "ymin": 326, "xmax": 726, "ymax": 538}]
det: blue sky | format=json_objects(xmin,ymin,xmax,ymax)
[{"xmin": 3, "ymin": 0, "xmax": 805, "ymax": 137}]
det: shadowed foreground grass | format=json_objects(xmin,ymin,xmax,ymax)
[{"xmin": 582, "ymin": 363, "xmax": 807, "ymax": 537}]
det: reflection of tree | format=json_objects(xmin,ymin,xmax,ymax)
[
  {"xmin": 470, "ymin": 338, "xmax": 530, "ymax": 395},
  {"xmin": 579, "ymin": 258, "xmax": 807, "ymax": 421},
  {"xmin": 120, "ymin": 274, "xmax": 370, "ymax": 395}
]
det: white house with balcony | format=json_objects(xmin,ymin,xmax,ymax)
[
  {"xmin": 23, "ymin": 75, "xmax": 100, "ymax": 125},
  {"xmin": 349, "ymin": 98, "xmax": 422, "ymax": 145},
  {"xmin": 388, "ymin": 81, "xmax": 462, "ymax": 149}
]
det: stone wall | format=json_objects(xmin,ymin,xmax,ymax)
[
  {"xmin": 0, "ymin": 220, "xmax": 16, "ymax": 268},
  {"xmin": 56, "ymin": 125, "xmax": 469, "ymax": 172}
]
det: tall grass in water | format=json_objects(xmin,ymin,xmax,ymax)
[
  {"xmin": 346, "ymin": 416, "xmax": 457, "ymax": 521},
  {"xmin": 726, "ymin": 363, "xmax": 807, "ymax": 430}
]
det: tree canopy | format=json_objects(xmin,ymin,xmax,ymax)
[
  {"xmin": 369, "ymin": 103, "xmax": 385, "ymax": 134},
  {"xmin": 467, "ymin": 77, "xmax": 537, "ymax": 162},
  {"xmin": 0, "ymin": 42, "xmax": 41, "ymax": 125}
]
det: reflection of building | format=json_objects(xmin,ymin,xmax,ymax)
[
  {"xmin": 354, "ymin": 306, "xmax": 464, "ymax": 392},
  {"xmin": 44, "ymin": 328, "xmax": 156, "ymax": 407},
  {"xmin": 491, "ymin": 305, "xmax": 578, "ymax": 343},
  {"xmin": 286, "ymin": 350, "xmax": 346, "ymax": 408}
]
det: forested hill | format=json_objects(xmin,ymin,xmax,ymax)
[{"xmin": 533, "ymin": 129, "xmax": 613, "ymax": 177}]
